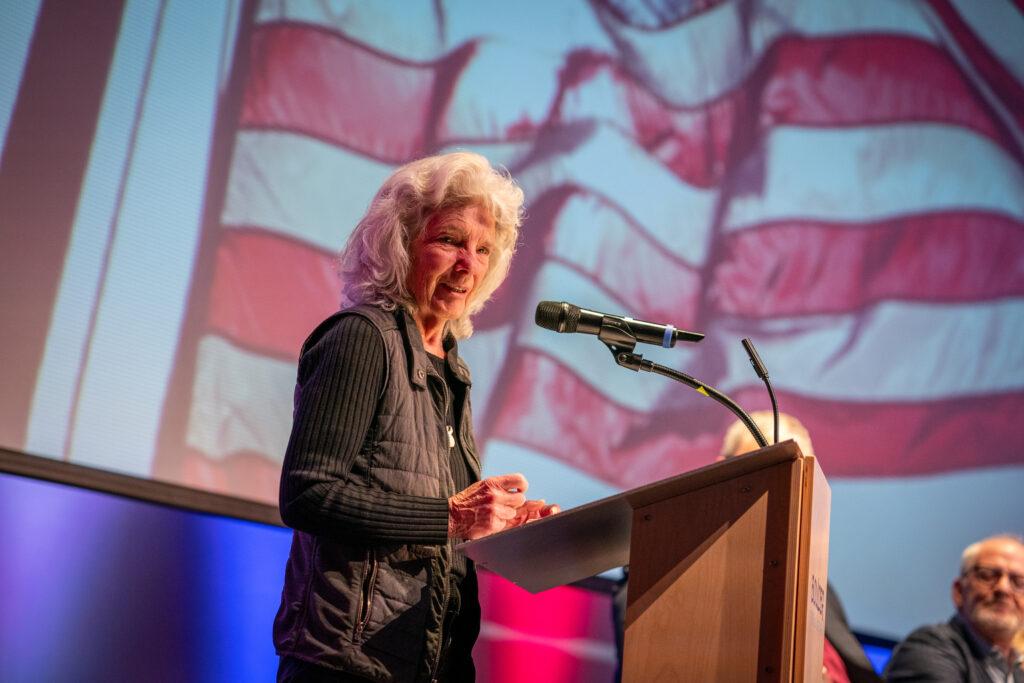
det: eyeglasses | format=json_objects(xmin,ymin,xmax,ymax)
[{"xmin": 964, "ymin": 565, "xmax": 1024, "ymax": 593}]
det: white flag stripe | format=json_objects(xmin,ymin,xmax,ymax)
[
  {"xmin": 221, "ymin": 130, "xmax": 392, "ymax": 250},
  {"xmin": 435, "ymin": 140, "xmax": 535, "ymax": 170},
  {"xmin": 458, "ymin": 323, "xmax": 515, "ymax": 433},
  {"xmin": 255, "ymin": 0, "xmax": 615, "ymax": 64},
  {"xmin": 557, "ymin": 67, "xmax": 635, "ymax": 135},
  {"xmin": 723, "ymin": 124, "xmax": 1024, "ymax": 232},
  {"xmin": 550, "ymin": 191, "xmax": 704, "ymax": 268},
  {"xmin": 596, "ymin": 0, "xmax": 940, "ymax": 108},
  {"xmin": 516, "ymin": 123, "xmax": 719, "ymax": 265},
  {"xmin": 442, "ymin": 41, "xmax": 562, "ymax": 142},
  {"xmin": 714, "ymin": 298, "xmax": 1024, "ymax": 401},
  {"xmin": 253, "ymin": 0, "xmax": 445, "ymax": 61},
  {"xmin": 442, "ymin": 1, "xmax": 614, "ymax": 56},
  {"xmin": 518, "ymin": 261, "xmax": 702, "ymax": 413},
  {"xmin": 184, "ymin": 334, "xmax": 293, "ymax": 463}
]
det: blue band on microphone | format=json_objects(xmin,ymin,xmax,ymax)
[{"xmin": 662, "ymin": 325, "xmax": 674, "ymax": 348}]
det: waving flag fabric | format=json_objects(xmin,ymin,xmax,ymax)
[{"xmin": 153, "ymin": 0, "xmax": 1024, "ymax": 669}]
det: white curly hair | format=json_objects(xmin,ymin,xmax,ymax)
[{"xmin": 338, "ymin": 151, "xmax": 524, "ymax": 339}]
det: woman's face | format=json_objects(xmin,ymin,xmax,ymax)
[{"xmin": 406, "ymin": 203, "xmax": 496, "ymax": 330}]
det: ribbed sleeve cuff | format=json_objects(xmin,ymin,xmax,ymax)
[{"xmin": 334, "ymin": 488, "xmax": 451, "ymax": 544}]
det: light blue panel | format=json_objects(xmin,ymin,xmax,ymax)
[
  {"xmin": 0, "ymin": 0, "xmax": 43, "ymax": 151},
  {"xmin": 26, "ymin": 0, "xmax": 163, "ymax": 460},
  {"xmin": 68, "ymin": 0, "xmax": 234, "ymax": 476}
]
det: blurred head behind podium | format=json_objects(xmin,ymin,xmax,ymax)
[{"xmin": 718, "ymin": 410, "xmax": 814, "ymax": 461}]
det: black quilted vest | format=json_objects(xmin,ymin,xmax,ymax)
[{"xmin": 273, "ymin": 305, "xmax": 481, "ymax": 682}]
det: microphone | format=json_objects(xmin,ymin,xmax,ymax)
[
  {"xmin": 535, "ymin": 301, "xmax": 704, "ymax": 348},
  {"xmin": 741, "ymin": 338, "xmax": 769, "ymax": 380},
  {"xmin": 741, "ymin": 337, "xmax": 779, "ymax": 445}
]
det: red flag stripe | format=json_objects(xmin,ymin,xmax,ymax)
[
  {"xmin": 241, "ymin": 23, "xmax": 476, "ymax": 162},
  {"xmin": 206, "ymin": 229, "xmax": 340, "ymax": 359},
  {"xmin": 710, "ymin": 211, "xmax": 1024, "ymax": 317},
  {"xmin": 544, "ymin": 192, "xmax": 703, "ymax": 324},
  {"xmin": 730, "ymin": 386, "xmax": 1024, "ymax": 478},
  {"xmin": 252, "ymin": 4, "xmax": 447, "ymax": 61},
  {"xmin": 488, "ymin": 351, "xmax": 1024, "ymax": 486}
]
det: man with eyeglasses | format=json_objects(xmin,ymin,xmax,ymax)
[{"xmin": 885, "ymin": 534, "xmax": 1024, "ymax": 682}]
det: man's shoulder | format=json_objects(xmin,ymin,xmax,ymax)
[
  {"xmin": 885, "ymin": 618, "xmax": 971, "ymax": 680},
  {"xmin": 900, "ymin": 620, "xmax": 964, "ymax": 647}
]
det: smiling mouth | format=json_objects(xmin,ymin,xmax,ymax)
[{"xmin": 442, "ymin": 283, "xmax": 468, "ymax": 294}]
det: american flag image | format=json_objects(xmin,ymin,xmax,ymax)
[{"xmin": 151, "ymin": 0, "xmax": 1024, "ymax": 678}]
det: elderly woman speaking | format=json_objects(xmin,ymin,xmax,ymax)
[{"xmin": 274, "ymin": 152, "xmax": 558, "ymax": 683}]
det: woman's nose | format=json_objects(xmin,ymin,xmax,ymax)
[{"xmin": 453, "ymin": 249, "xmax": 472, "ymax": 270}]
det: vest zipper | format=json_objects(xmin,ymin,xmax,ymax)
[
  {"xmin": 429, "ymin": 573, "xmax": 451, "ymax": 683},
  {"xmin": 354, "ymin": 550, "xmax": 378, "ymax": 641},
  {"xmin": 431, "ymin": 371, "xmax": 453, "ymax": 682},
  {"xmin": 440, "ymin": 377, "xmax": 453, "ymax": 451}
]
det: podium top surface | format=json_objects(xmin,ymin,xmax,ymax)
[{"xmin": 459, "ymin": 440, "xmax": 803, "ymax": 592}]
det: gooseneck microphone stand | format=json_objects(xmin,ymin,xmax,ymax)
[{"xmin": 596, "ymin": 318, "xmax": 770, "ymax": 449}]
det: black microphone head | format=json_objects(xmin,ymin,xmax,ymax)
[
  {"xmin": 535, "ymin": 301, "xmax": 580, "ymax": 333},
  {"xmin": 741, "ymin": 337, "xmax": 769, "ymax": 379}
]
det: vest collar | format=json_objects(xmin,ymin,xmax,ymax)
[{"xmin": 397, "ymin": 308, "xmax": 471, "ymax": 389}]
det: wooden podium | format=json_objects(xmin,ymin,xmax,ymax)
[{"xmin": 460, "ymin": 440, "xmax": 830, "ymax": 682}]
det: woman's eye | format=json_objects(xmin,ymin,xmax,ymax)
[{"xmin": 477, "ymin": 246, "xmax": 490, "ymax": 255}]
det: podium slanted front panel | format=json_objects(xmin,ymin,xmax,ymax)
[{"xmin": 622, "ymin": 454, "xmax": 804, "ymax": 682}]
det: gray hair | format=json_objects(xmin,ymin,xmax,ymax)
[
  {"xmin": 960, "ymin": 534, "xmax": 1024, "ymax": 575},
  {"xmin": 338, "ymin": 151, "xmax": 524, "ymax": 339}
]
